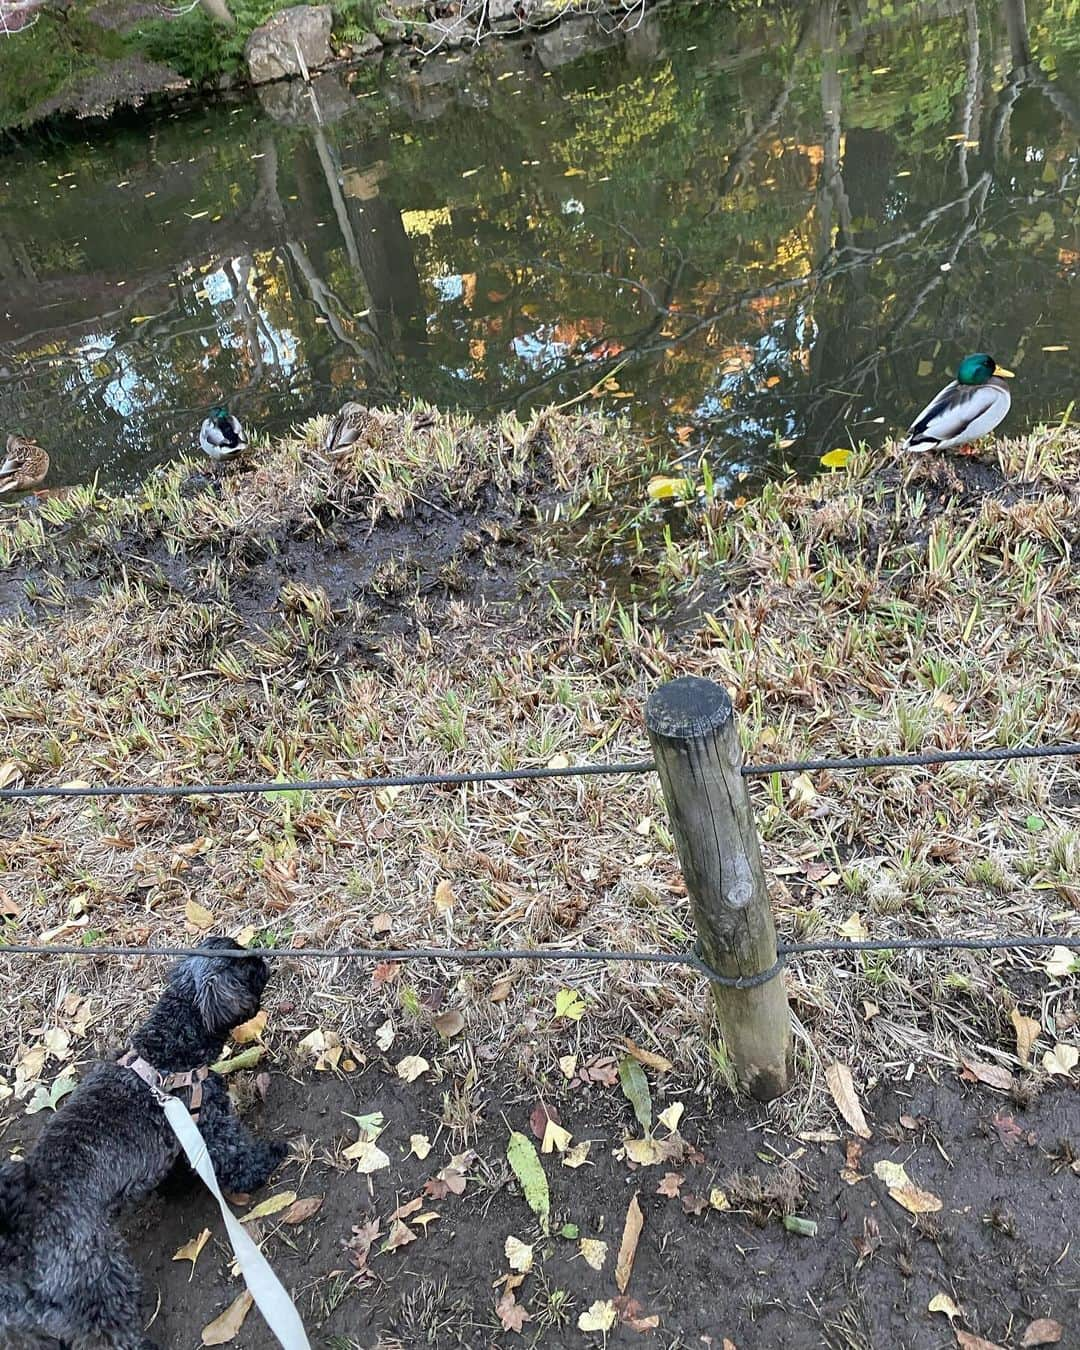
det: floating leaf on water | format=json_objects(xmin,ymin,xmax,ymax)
[
  {"xmin": 646, "ymin": 475, "xmax": 692, "ymax": 502},
  {"xmin": 820, "ymin": 448, "xmax": 852, "ymax": 469},
  {"xmin": 618, "ymin": 1056, "xmax": 652, "ymax": 1132},
  {"xmin": 507, "ymin": 1131, "xmax": 549, "ymax": 1233}
]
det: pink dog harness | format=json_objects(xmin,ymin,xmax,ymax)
[{"xmin": 116, "ymin": 1049, "xmax": 210, "ymax": 1120}]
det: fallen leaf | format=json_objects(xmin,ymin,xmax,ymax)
[
  {"xmin": 433, "ymin": 1010, "xmax": 464, "ymax": 1038},
  {"xmin": 505, "ymin": 1235, "xmax": 533, "ymax": 1273},
  {"xmin": 201, "ymin": 1291, "xmax": 253, "ymax": 1345},
  {"xmin": 960, "ymin": 1057, "xmax": 1014, "ymax": 1091},
  {"xmin": 675, "ymin": 424, "xmax": 693, "ymax": 444},
  {"xmin": 929, "ymin": 1293, "xmax": 964, "ymax": 1321},
  {"xmin": 554, "ymin": 988, "xmax": 586, "ymax": 1021},
  {"xmin": 955, "ymin": 1333, "xmax": 1005, "ymax": 1350},
  {"xmin": 1010, "ymin": 1010, "xmax": 1041, "ymax": 1067},
  {"xmin": 992, "ymin": 1112, "xmax": 1029, "ymax": 1151},
  {"xmin": 646, "ymin": 475, "xmax": 693, "ymax": 502},
  {"xmin": 681, "ymin": 1192, "xmax": 707, "ymax": 1216},
  {"xmin": 396, "ymin": 1054, "xmax": 430, "ymax": 1082},
  {"xmin": 413, "ymin": 1211, "xmax": 439, "ymax": 1232},
  {"xmin": 490, "ymin": 976, "xmax": 515, "ymax": 1003},
  {"xmin": 240, "ymin": 1190, "xmax": 296, "ymax": 1223},
  {"xmin": 497, "ymin": 1287, "xmax": 531, "ymax": 1333},
  {"xmin": 825, "ymin": 1063, "xmax": 872, "ymax": 1139},
  {"xmin": 384, "ymin": 1219, "xmax": 417, "ymax": 1252},
  {"xmin": 621, "ymin": 1037, "xmax": 673, "ymax": 1073},
  {"xmin": 613, "ymin": 1295, "xmax": 660, "ymax": 1331},
  {"xmin": 1042, "ymin": 1044, "xmax": 1078, "ymax": 1077},
  {"xmin": 709, "ymin": 1187, "xmax": 730, "ymax": 1211},
  {"xmin": 562, "ymin": 1140, "xmax": 592, "ymax": 1169},
  {"xmin": 371, "ymin": 911, "xmax": 393, "ymax": 935},
  {"xmin": 0, "ymin": 887, "xmax": 20, "ymax": 920},
  {"xmin": 657, "ymin": 1171, "xmax": 683, "ymax": 1197},
  {"xmin": 530, "ymin": 1101, "xmax": 560, "ymax": 1139},
  {"xmin": 578, "ymin": 1300, "xmax": 617, "ymax": 1334},
  {"xmin": 820, "ymin": 447, "xmax": 852, "ymax": 469},
  {"xmin": 1043, "ymin": 946, "xmax": 1078, "ymax": 979},
  {"xmin": 1021, "ymin": 1318, "xmax": 1063, "ymax": 1346},
  {"xmin": 542, "ymin": 1119, "xmax": 572, "ymax": 1155},
  {"xmin": 657, "ymin": 1102, "xmax": 684, "ymax": 1133},
  {"xmin": 507, "ymin": 1131, "xmax": 549, "ymax": 1233},
  {"xmin": 231, "ymin": 1011, "xmax": 267, "ymax": 1046},
  {"xmin": 185, "ymin": 899, "xmax": 216, "ymax": 931},
  {"xmin": 173, "ymin": 1227, "xmax": 211, "ymax": 1276},
  {"xmin": 279, "ymin": 1195, "xmax": 323, "ymax": 1225},
  {"xmin": 579, "ymin": 1237, "xmax": 608, "ymax": 1270},
  {"xmin": 390, "ymin": 1196, "xmax": 423, "ymax": 1222},
  {"xmin": 344, "ymin": 1218, "xmax": 380, "ymax": 1271},
  {"xmin": 619, "ymin": 1057, "xmax": 652, "ymax": 1132},
  {"xmin": 343, "ymin": 1140, "xmax": 390, "ymax": 1174},
  {"xmin": 839, "ymin": 911, "xmax": 868, "ymax": 941},
  {"xmin": 624, "ymin": 1135, "xmax": 668, "ymax": 1166},
  {"xmin": 615, "ymin": 1192, "xmax": 643, "ymax": 1294},
  {"xmin": 853, "ymin": 1215, "xmax": 881, "ymax": 1267},
  {"xmin": 873, "ymin": 1159, "xmax": 942, "ymax": 1214},
  {"xmin": 410, "ymin": 1133, "xmax": 432, "ymax": 1160},
  {"xmin": 433, "ymin": 879, "xmax": 455, "ymax": 912}
]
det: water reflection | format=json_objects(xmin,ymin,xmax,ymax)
[{"xmin": 0, "ymin": 0, "xmax": 1076, "ymax": 491}]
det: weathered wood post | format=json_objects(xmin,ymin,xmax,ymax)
[{"xmin": 646, "ymin": 676, "xmax": 791, "ymax": 1100}]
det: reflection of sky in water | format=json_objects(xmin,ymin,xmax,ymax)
[
  {"xmin": 433, "ymin": 274, "xmax": 465, "ymax": 302},
  {"xmin": 512, "ymin": 327, "xmax": 571, "ymax": 372}
]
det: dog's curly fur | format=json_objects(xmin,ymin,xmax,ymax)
[{"xmin": 0, "ymin": 938, "xmax": 287, "ymax": 1349}]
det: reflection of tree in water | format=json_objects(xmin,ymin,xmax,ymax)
[{"xmin": 0, "ymin": 0, "xmax": 1076, "ymax": 487}]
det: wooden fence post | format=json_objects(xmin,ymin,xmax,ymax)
[{"xmin": 646, "ymin": 676, "xmax": 791, "ymax": 1101}]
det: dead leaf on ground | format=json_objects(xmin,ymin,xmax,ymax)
[
  {"xmin": 344, "ymin": 1219, "xmax": 379, "ymax": 1272},
  {"xmin": 992, "ymin": 1112, "xmax": 1033, "ymax": 1151},
  {"xmin": 410, "ymin": 1133, "xmax": 432, "ymax": 1160},
  {"xmin": 955, "ymin": 1332, "xmax": 1006, "ymax": 1350},
  {"xmin": 1010, "ymin": 1009, "xmax": 1042, "ymax": 1066},
  {"xmin": 185, "ymin": 899, "xmax": 216, "ymax": 931},
  {"xmin": 279, "ymin": 1195, "xmax": 323, "ymax": 1225},
  {"xmin": 1042, "ymin": 1044, "xmax": 1078, "ymax": 1077},
  {"xmin": 681, "ymin": 1192, "xmax": 707, "ymax": 1216},
  {"xmin": 384, "ymin": 1219, "xmax": 417, "ymax": 1251},
  {"xmin": 929, "ymin": 1293, "xmax": 964, "ymax": 1321},
  {"xmin": 396, "ymin": 1054, "xmax": 430, "ymax": 1082},
  {"xmin": 616, "ymin": 1191, "xmax": 643, "ymax": 1294},
  {"xmin": 343, "ymin": 1139, "xmax": 390, "ymax": 1174},
  {"xmin": 530, "ymin": 1101, "xmax": 561, "ymax": 1140},
  {"xmin": 201, "ymin": 1292, "xmax": 253, "ymax": 1345},
  {"xmin": 240, "ymin": 1190, "xmax": 296, "ymax": 1223},
  {"xmin": 389, "ymin": 1196, "xmax": 423, "ymax": 1222},
  {"xmin": 960, "ymin": 1057, "xmax": 1014, "ymax": 1091},
  {"xmin": 505, "ymin": 1235, "xmax": 533, "ymax": 1273},
  {"xmin": 578, "ymin": 1300, "xmax": 618, "ymax": 1334},
  {"xmin": 496, "ymin": 1287, "xmax": 531, "ymax": 1333},
  {"xmin": 657, "ymin": 1171, "xmax": 683, "ymax": 1197},
  {"xmin": 541, "ymin": 1119, "xmax": 572, "ymax": 1154},
  {"xmin": 613, "ymin": 1295, "xmax": 660, "ymax": 1331},
  {"xmin": 853, "ymin": 1216, "xmax": 881, "ymax": 1267},
  {"xmin": 825, "ymin": 1062, "xmax": 872, "ymax": 1139},
  {"xmin": 172, "ymin": 1227, "xmax": 211, "ymax": 1277},
  {"xmin": 433, "ymin": 879, "xmax": 456, "ymax": 913},
  {"xmin": 1020, "ymin": 1318, "xmax": 1064, "ymax": 1346},
  {"xmin": 620, "ymin": 1037, "xmax": 674, "ymax": 1073},
  {"xmin": 231, "ymin": 1010, "xmax": 267, "ymax": 1045},
  {"xmin": 562, "ymin": 1139, "xmax": 592, "ymax": 1169},
  {"xmin": 872, "ymin": 1160, "xmax": 942, "ymax": 1214},
  {"xmin": 433, "ymin": 1010, "xmax": 464, "ymax": 1038},
  {"xmin": 579, "ymin": 1237, "xmax": 608, "ymax": 1271}
]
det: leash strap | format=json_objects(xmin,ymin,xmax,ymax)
[{"xmin": 160, "ymin": 1095, "xmax": 311, "ymax": 1350}]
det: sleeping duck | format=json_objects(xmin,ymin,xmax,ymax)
[
  {"xmin": 323, "ymin": 402, "xmax": 384, "ymax": 456},
  {"xmin": 902, "ymin": 353, "xmax": 1012, "ymax": 453},
  {"xmin": 199, "ymin": 406, "xmax": 247, "ymax": 461},
  {"xmin": 0, "ymin": 436, "xmax": 49, "ymax": 493}
]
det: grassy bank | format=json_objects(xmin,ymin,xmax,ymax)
[{"xmin": 1, "ymin": 406, "xmax": 1078, "ymax": 1130}]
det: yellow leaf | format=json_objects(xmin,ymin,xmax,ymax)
[
  {"xmin": 577, "ymin": 1300, "xmax": 617, "ymax": 1333},
  {"xmin": 647, "ymin": 475, "xmax": 692, "ymax": 502},
  {"xmin": 396, "ymin": 1054, "xmax": 430, "ymax": 1083},
  {"xmin": 541, "ymin": 1119, "xmax": 572, "ymax": 1154},
  {"xmin": 240, "ymin": 1190, "xmax": 296, "ymax": 1223},
  {"xmin": 1010, "ymin": 1009, "xmax": 1041, "ymax": 1067},
  {"xmin": 709, "ymin": 1187, "xmax": 730, "ymax": 1211},
  {"xmin": 579, "ymin": 1237, "xmax": 608, "ymax": 1271},
  {"xmin": 917, "ymin": 359, "xmax": 934, "ymax": 377},
  {"xmin": 410, "ymin": 1133, "xmax": 432, "ymax": 1160},
  {"xmin": 231, "ymin": 1010, "xmax": 267, "ymax": 1046},
  {"xmin": 657, "ymin": 1102, "xmax": 684, "ymax": 1133},
  {"xmin": 173, "ymin": 1227, "xmax": 211, "ymax": 1277},
  {"xmin": 1042, "ymin": 1044, "xmax": 1078, "ymax": 1077},
  {"xmin": 201, "ymin": 1291, "xmax": 253, "ymax": 1345},
  {"xmin": 558, "ymin": 1054, "xmax": 577, "ymax": 1080},
  {"xmin": 624, "ymin": 1136, "xmax": 666, "ymax": 1165},
  {"xmin": 825, "ymin": 1062, "xmax": 872, "ymax": 1139},
  {"xmin": 840, "ymin": 912, "xmax": 869, "ymax": 942},
  {"xmin": 1044, "ymin": 946, "xmax": 1077, "ymax": 979},
  {"xmin": 819, "ymin": 447, "xmax": 852, "ymax": 469},
  {"xmin": 505, "ymin": 1235, "xmax": 534, "ymax": 1273},
  {"xmin": 873, "ymin": 1159, "xmax": 942, "ymax": 1213},
  {"xmin": 185, "ymin": 899, "xmax": 216, "ymax": 931},
  {"xmin": 788, "ymin": 772, "xmax": 818, "ymax": 808},
  {"xmin": 562, "ymin": 1140, "xmax": 592, "ymax": 1169},
  {"xmin": 563, "ymin": 167, "xmax": 587, "ymax": 177},
  {"xmin": 343, "ymin": 1139, "xmax": 390, "ymax": 1173},
  {"xmin": 929, "ymin": 1292, "xmax": 964, "ymax": 1321},
  {"xmin": 433, "ymin": 879, "xmax": 455, "ymax": 913}
]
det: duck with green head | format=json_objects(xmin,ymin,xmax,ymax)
[
  {"xmin": 902, "ymin": 353, "xmax": 1013, "ymax": 453},
  {"xmin": 199, "ymin": 405, "xmax": 247, "ymax": 461}
]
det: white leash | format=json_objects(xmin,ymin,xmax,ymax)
[{"xmin": 159, "ymin": 1093, "xmax": 311, "ymax": 1350}]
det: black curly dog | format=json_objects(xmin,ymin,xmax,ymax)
[{"xmin": 0, "ymin": 937, "xmax": 288, "ymax": 1349}]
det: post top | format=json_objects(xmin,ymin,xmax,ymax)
[{"xmin": 645, "ymin": 677, "xmax": 734, "ymax": 739}]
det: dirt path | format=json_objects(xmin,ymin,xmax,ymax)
[{"xmin": 10, "ymin": 1061, "xmax": 1076, "ymax": 1349}]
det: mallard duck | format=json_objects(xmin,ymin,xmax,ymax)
[
  {"xmin": 0, "ymin": 435, "xmax": 49, "ymax": 493},
  {"xmin": 323, "ymin": 402, "xmax": 381, "ymax": 456},
  {"xmin": 902, "ymin": 353, "xmax": 1012, "ymax": 453},
  {"xmin": 199, "ymin": 406, "xmax": 247, "ymax": 461}
]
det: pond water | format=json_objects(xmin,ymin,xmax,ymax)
[{"xmin": 0, "ymin": 0, "xmax": 1077, "ymax": 493}]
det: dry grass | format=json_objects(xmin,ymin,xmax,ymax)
[{"xmin": 1, "ymin": 406, "xmax": 1078, "ymax": 1129}]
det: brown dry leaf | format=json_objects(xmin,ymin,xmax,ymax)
[
  {"xmin": 496, "ymin": 1288, "xmax": 531, "ymax": 1334},
  {"xmin": 530, "ymin": 1102, "xmax": 560, "ymax": 1140},
  {"xmin": 385, "ymin": 1219, "xmax": 417, "ymax": 1251},
  {"xmin": 613, "ymin": 1295, "xmax": 661, "ymax": 1332},
  {"xmin": 853, "ymin": 1216, "xmax": 881, "ymax": 1267},
  {"xmin": 0, "ymin": 886, "xmax": 19, "ymax": 920},
  {"xmin": 0, "ymin": 760, "xmax": 23, "ymax": 789},
  {"xmin": 490, "ymin": 976, "xmax": 515, "ymax": 1003},
  {"xmin": 390, "ymin": 1196, "xmax": 424, "ymax": 1222},
  {"xmin": 231, "ymin": 1011, "xmax": 267, "ymax": 1046},
  {"xmin": 1010, "ymin": 1009, "xmax": 1042, "ymax": 1067},
  {"xmin": 1020, "ymin": 1318, "xmax": 1063, "ymax": 1346},
  {"xmin": 433, "ymin": 879, "xmax": 455, "ymax": 913},
  {"xmin": 620, "ymin": 1037, "xmax": 674, "ymax": 1073},
  {"xmin": 433, "ymin": 1010, "xmax": 464, "ymax": 1038},
  {"xmin": 172, "ymin": 1227, "xmax": 211, "ymax": 1277},
  {"xmin": 681, "ymin": 1192, "xmax": 707, "ymax": 1216},
  {"xmin": 345, "ymin": 1218, "xmax": 379, "ymax": 1272},
  {"xmin": 825, "ymin": 1063, "xmax": 872, "ymax": 1140},
  {"xmin": 279, "ymin": 1195, "xmax": 323, "ymax": 1225},
  {"xmin": 615, "ymin": 1191, "xmax": 643, "ymax": 1294},
  {"xmin": 955, "ymin": 1333, "xmax": 1005, "ymax": 1350},
  {"xmin": 185, "ymin": 899, "xmax": 216, "ymax": 932},
  {"xmin": 873, "ymin": 1160, "xmax": 942, "ymax": 1214},
  {"xmin": 657, "ymin": 1171, "xmax": 684, "ymax": 1197},
  {"xmin": 201, "ymin": 1292, "xmax": 253, "ymax": 1345},
  {"xmin": 960, "ymin": 1057, "xmax": 1014, "ymax": 1091},
  {"xmin": 371, "ymin": 911, "xmax": 393, "ymax": 935}
]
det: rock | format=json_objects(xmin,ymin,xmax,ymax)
[
  {"xmin": 256, "ymin": 69, "xmax": 354, "ymax": 124},
  {"xmin": 352, "ymin": 30, "xmax": 383, "ymax": 57},
  {"xmin": 244, "ymin": 5, "xmax": 333, "ymax": 84}
]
